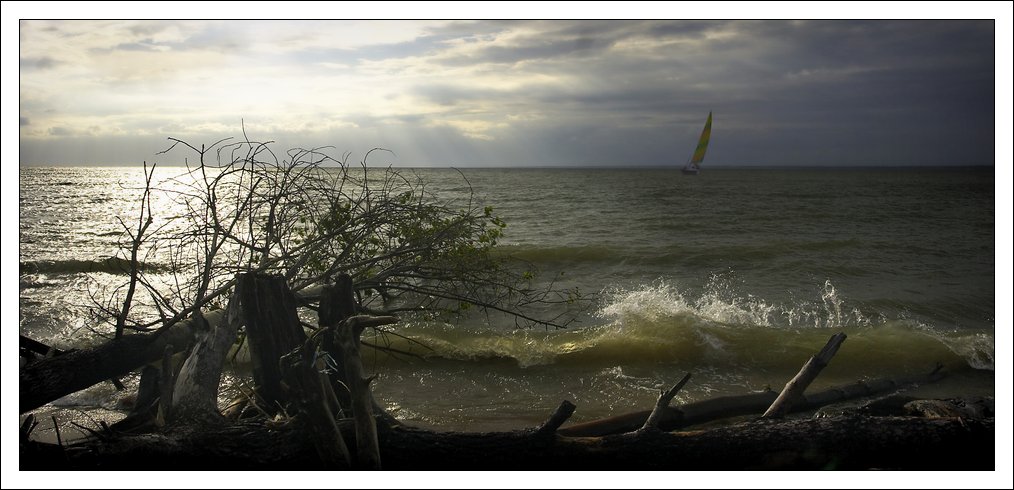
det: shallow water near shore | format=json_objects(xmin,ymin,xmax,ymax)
[{"xmin": 19, "ymin": 165, "xmax": 995, "ymax": 435}]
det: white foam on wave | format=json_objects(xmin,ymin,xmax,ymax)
[{"xmin": 595, "ymin": 277, "xmax": 786, "ymax": 329}]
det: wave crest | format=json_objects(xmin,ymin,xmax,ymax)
[
  {"xmin": 20, "ymin": 257, "xmax": 163, "ymax": 275},
  {"xmin": 370, "ymin": 278, "xmax": 994, "ymax": 373}
]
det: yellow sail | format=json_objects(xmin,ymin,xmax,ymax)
[{"xmin": 690, "ymin": 111, "xmax": 712, "ymax": 165}]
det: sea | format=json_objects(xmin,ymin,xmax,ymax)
[{"xmin": 18, "ymin": 165, "xmax": 997, "ymax": 436}]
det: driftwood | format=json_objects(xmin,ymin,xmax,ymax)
[
  {"xmin": 239, "ymin": 274, "xmax": 308, "ymax": 413},
  {"xmin": 19, "ymin": 335, "xmax": 69, "ymax": 359},
  {"xmin": 19, "ymin": 312, "xmax": 207, "ymax": 413},
  {"xmin": 764, "ymin": 332, "xmax": 846, "ymax": 418},
  {"xmin": 638, "ymin": 372, "xmax": 692, "ymax": 433},
  {"xmin": 279, "ymin": 330, "xmax": 353, "ymax": 468},
  {"xmin": 169, "ymin": 303, "xmax": 241, "ymax": 424},
  {"xmin": 536, "ymin": 400, "xmax": 577, "ymax": 436},
  {"xmin": 18, "ymin": 283, "xmax": 330, "ymax": 415},
  {"xmin": 19, "ymin": 409, "xmax": 993, "ymax": 470},
  {"xmin": 557, "ymin": 368, "xmax": 946, "ymax": 437},
  {"xmin": 336, "ymin": 315, "xmax": 396, "ymax": 469},
  {"xmin": 316, "ymin": 276, "xmax": 359, "ymax": 415},
  {"xmin": 156, "ymin": 344, "xmax": 175, "ymax": 426}
]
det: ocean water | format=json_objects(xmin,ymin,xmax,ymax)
[{"xmin": 19, "ymin": 166, "xmax": 995, "ymax": 433}]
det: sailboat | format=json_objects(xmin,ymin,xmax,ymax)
[{"xmin": 681, "ymin": 111, "xmax": 712, "ymax": 175}]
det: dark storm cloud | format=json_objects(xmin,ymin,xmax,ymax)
[
  {"xmin": 433, "ymin": 20, "xmax": 631, "ymax": 67},
  {"xmin": 439, "ymin": 35, "xmax": 613, "ymax": 66}
]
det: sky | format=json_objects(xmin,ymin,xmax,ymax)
[{"xmin": 9, "ymin": 4, "xmax": 1010, "ymax": 168}]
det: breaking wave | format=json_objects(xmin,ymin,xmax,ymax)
[
  {"xmin": 19, "ymin": 257, "xmax": 164, "ymax": 275},
  {"xmin": 367, "ymin": 279, "xmax": 994, "ymax": 373}
]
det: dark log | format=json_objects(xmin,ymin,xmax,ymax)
[
  {"xmin": 18, "ymin": 318, "xmax": 201, "ymax": 413},
  {"xmin": 336, "ymin": 315, "xmax": 399, "ymax": 470},
  {"xmin": 103, "ymin": 365, "xmax": 162, "ymax": 434},
  {"xmin": 133, "ymin": 365, "xmax": 160, "ymax": 414},
  {"xmin": 764, "ymin": 331, "xmax": 846, "ymax": 418},
  {"xmin": 317, "ymin": 275, "xmax": 358, "ymax": 413},
  {"xmin": 279, "ymin": 334, "xmax": 352, "ymax": 468},
  {"xmin": 20, "ymin": 415, "xmax": 38, "ymax": 443},
  {"xmin": 18, "ymin": 284, "xmax": 332, "ymax": 415},
  {"xmin": 380, "ymin": 415, "xmax": 994, "ymax": 471},
  {"xmin": 318, "ymin": 274, "xmax": 358, "ymax": 326},
  {"xmin": 238, "ymin": 273, "xmax": 307, "ymax": 413},
  {"xmin": 535, "ymin": 400, "xmax": 577, "ymax": 436},
  {"xmin": 156, "ymin": 344, "xmax": 176, "ymax": 426},
  {"xmin": 638, "ymin": 372, "xmax": 692, "ymax": 433},
  {"xmin": 19, "ymin": 334, "xmax": 69, "ymax": 358},
  {"xmin": 19, "ymin": 412, "xmax": 994, "ymax": 471},
  {"xmin": 557, "ymin": 369, "xmax": 946, "ymax": 437}
]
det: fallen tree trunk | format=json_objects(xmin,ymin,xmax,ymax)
[
  {"xmin": 18, "ymin": 315, "xmax": 207, "ymax": 413},
  {"xmin": 19, "ymin": 413, "xmax": 993, "ymax": 471},
  {"xmin": 18, "ymin": 282, "xmax": 336, "ymax": 415},
  {"xmin": 557, "ymin": 369, "xmax": 946, "ymax": 437},
  {"xmin": 19, "ymin": 334, "xmax": 69, "ymax": 358}
]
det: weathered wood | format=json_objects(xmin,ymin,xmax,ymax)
[
  {"xmin": 156, "ymin": 344, "xmax": 176, "ymax": 426},
  {"xmin": 318, "ymin": 274, "xmax": 358, "ymax": 326},
  {"xmin": 134, "ymin": 366, "xmax": 161, "ymax": 415},
  {"xmin": 20, "ymin": 414, "xmax": 38, "ymax": 443},
  {"xmin": 169, "ymin": 302, "xmax": 241, "ymax": 424},
  {"xmin": 317, "ymin": 276, "xmax": 358, "ymax": 413},
  {"xmin": 558, "ymin": 369, "xmax": 946, "ymax": 437},
  {"xmin": 100, "ymin": 365, "xmax": 163, "ymax": 435},
  {"xmin": 536, "ymin": 400, "xmax": 577, "ymax": 436},
  {"xmin": 19, "ymin": 335, "xmax": 68, "ymax": 358},
  {"xmin": 238, "ymin": 273, "xmax": 307, "ymax": 413},
  {"xmin": 279, "ymin": 334, "xmax": 353, "ymax": 469},
  {"xmin": 19, "ymin": 284, "xmax": 329, "ymax": 415},
  {"xmin": 20, "ymin": 412, "xmax": 994, "ymax": 471},
  {"xmin": 639, "ymin": 372, "xmax": 692, "ymax": 433},
  {"xmin": 336, "ymin": 314, "xmax": 399, "ymax": 470},
  {"xmin": 763, "ymin": 332, "xmax": 847, "ymax": 418}
]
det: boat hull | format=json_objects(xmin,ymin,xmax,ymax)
[{"xmin": 681, "ymin": 168, "xmax": 700, "ymax": 175}]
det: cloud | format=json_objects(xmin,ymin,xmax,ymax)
[
  {"xmin": 47, "ymin": 126, "xmax": 74, "ymax": 136},
  {"xmin": 16, "ymin": 20, "xmax": 998, "ymax": 167}
]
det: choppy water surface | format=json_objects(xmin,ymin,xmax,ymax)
[{"xmin": 19, "ymin": 165, "xmax": 995, "ymax": 432}]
